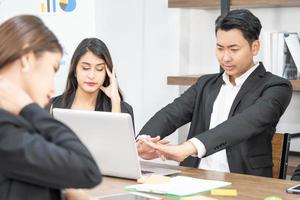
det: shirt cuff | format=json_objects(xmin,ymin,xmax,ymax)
[{"xmin": 189, "ymin": 138, "xmax": 206, "ymax": 158}]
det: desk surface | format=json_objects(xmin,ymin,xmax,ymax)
[{"xmin": 87, "ymin": 161, "xmax": 300, "ymax": 200}]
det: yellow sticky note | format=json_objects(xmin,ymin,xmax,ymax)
[{"xmin": 211, "ymin": 189, "xmax": 237, "ymax": 196}]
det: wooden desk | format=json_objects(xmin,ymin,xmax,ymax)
[{"xmin": 87, "ymin": 161, "xmax": 300, "ymax": 200}]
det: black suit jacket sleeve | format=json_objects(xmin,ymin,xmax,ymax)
[
  {"xmin": 0, "ymin": 103, "xmax": 101, "ymax": 189},
  {"xmin": 139, "ymin": 72, "xmax": 292, "ymax": 157},
  {"xmin": 196, "ymin": 79, "xmax": 292, "ymax": 156},
  {"xmin": 139, "ymin": 80, "xmax": 199, "ymax": 138}
]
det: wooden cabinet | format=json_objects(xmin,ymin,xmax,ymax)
[
  {"xmin": 167, "ymin": 75, "xmax": 300, "ymax": 91},
  {"xmin": 169, "ymin": 0, "xmax": 300, "ymax": 9}
]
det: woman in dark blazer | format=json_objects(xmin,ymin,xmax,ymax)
[
  {"xmin": 49, "ymin": 38, "xmax": 134, "ymax": 124},
  {"xmin": 0, "ymin": 15, "xmax": 101, "ymax": 200}
]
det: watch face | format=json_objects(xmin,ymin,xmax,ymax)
[{"xmin": 98, "ymin": 193, "xmax": 160, "ymax": 200}]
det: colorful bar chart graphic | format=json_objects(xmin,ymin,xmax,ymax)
[
  {"xmin": 59, "ymin": 0, "xmax": 76, "ymax": 12},
  {"xmin": 40, "ymin": 3, "xmax": 45, "ymax": 12},
  {"xmin": 53, "ymin": 0, "xmax": 56, "ymax": 12},
  {"xmin": 40, "ymin": 0, "xmax": 76, "ymax": 13},
  {"xmin": 40, "ymin": 0, "xmax": 52, "ymax": 13}
]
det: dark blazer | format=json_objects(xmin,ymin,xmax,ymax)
[
  {"xmin": 292, "ymin": 164, "xmax": 300, "ymax": 181},
  {"xmin": 139, "ymin": 63, "xmax": 292, "ymax": 177},
  {"xmin": 49, "ymin": 93, "xmax": 135, "ymax": 129},
  {"xmin": 0, "ymin": 103, "xmax": 102, "ymax": 200}
]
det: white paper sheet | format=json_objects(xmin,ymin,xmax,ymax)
[{"xmin": 126, "ymin": 176, "xmax": 231, "ymax": 197}]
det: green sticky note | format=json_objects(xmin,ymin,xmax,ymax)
[{"xmin": 264, "ymin": 196, "xmax": 282, "ymax": 200}]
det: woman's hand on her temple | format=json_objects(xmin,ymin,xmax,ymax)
[
  {"xmin": 100, "ymin": 66, "xmax": 121, "ymax": 112},
  {"xmin": 100, "ymin": 66, "xmax": 120, "ymax": 101}
]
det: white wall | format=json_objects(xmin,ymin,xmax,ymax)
[
  {"xmin": 179, "ymin": 7, "xmax": 300, "ymax": 151},
  {"xmin": 0, "ymin": 0, "xmax": 96, "ymax": 95},
  {"xmin": 95, "ymin": 0, "xmax": 180, "ymax": 134},
  {"xmin": 94, "ymin": 0, "xmax": 180, "ymax": 165},
  {"xmin": 94, "ymin": 0, "xmax": 145, "ymax": 132}
]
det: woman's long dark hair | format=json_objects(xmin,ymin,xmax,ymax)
[{"xmin": 62, "ymin": 38, "xmax": 123, "ymax": 111}]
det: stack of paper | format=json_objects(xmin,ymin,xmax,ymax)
[
  {"xmin": 285, "ymin": 33, "xmax": 300, "ymax": 72},
  {"xmin": 262, "ymin": 32, "xmax": 287, "ymax": 77},
  {"xmin": 126, "ymin": 176, "xmax": 231, "ymax": 198},
  {"xmin": 262, "ymin": 31, "xmax": 300, "ymax": 79}
]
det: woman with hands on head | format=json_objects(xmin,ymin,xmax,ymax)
[
  {"xmin": 0, "ymin": 15, "xmax": 101, "ymax": 200},
  {"xmin": 49, "ymin": 38, "xmax": 134, "ymax": 122}
]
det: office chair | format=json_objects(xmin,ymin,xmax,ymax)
[{"xmin": 272, "ymin": 132, "xmax": 291, "ymax": 179}]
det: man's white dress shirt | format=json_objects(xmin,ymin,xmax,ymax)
[{"xmin": 190, "ymin": 63, "xmax": 259, "ymax": 172}]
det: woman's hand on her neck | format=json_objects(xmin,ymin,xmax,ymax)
[{"xmin": 0, "ymin": 77, "xmax": 33, "ymax": 114}]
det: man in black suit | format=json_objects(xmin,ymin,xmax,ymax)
[{"xmin": 137, "ymin": 9, "xmax": 292, "ymax": 177}]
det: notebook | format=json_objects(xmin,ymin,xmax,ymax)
[
  {"xmin": 126, "ymin": 176, "xmax": 231, "ymax": 198},
  {"xmin": 52, "ymin": 108, "xmax": 180, "ymax": 179}
]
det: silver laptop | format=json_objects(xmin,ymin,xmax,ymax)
[{"xmin": 52, "ymin": 108, "xmax": 180, "ymax": 179}]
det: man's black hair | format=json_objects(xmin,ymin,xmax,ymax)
[{"xmin": 215, "ymin": 9, "xmax": 262, "ymax": 45}]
